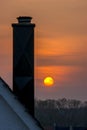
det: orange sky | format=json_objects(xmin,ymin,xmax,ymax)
[{"xmin": 0, "ymin": 0, "xmax": 87, "ymax": 100}]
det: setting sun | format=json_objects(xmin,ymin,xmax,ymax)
[{"xmin": 44, "ymin": 77, "xmax": 54, "ymax": 87}]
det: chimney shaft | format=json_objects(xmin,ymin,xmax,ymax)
[{"xmin": 12, "ymin": 16, "xmax": 35, "ymax": 116}]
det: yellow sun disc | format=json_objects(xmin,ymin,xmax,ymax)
[{"xmin": 44, "ymin": 77, "xmax": 54, "ymax": 87}]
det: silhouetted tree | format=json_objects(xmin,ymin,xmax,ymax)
[
  {"xmin": 68, "ymin": 99, "xmax": 81, "ymax": 109},
  {"xmin": 56, "ymin": 98, "xmax": 68, "ymax": 109}
]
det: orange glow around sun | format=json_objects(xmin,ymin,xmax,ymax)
[{"xmin": 44, "ymin": 77, "xmax": 54, "ymax": 87}]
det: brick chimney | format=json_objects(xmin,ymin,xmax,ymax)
[{"xmin": 12, "ymin": 16, "xmax": 35, "ymax": 116}]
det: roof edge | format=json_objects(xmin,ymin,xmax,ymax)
[{"xmin": 0, "ymin": 77, "xmax": 13, "ymax": 93}]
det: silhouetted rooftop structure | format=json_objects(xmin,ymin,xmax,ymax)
[
  {"xmin": 0, "ymin": 77, "xmax": 42, "ymax": 130},
  {"xmin": 12, "ymin": 16, "xmax": 35, "ymax": 116},
  {"xmin": 17, "ymin": 16, "xmax": 32, "ymax": 23}
]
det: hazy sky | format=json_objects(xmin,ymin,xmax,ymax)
[{"xmin": 0, "ymin": 0, "xmax": 87, "ymax": 100}]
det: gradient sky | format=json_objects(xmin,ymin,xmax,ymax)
[{"xmin": 0, "ymin": 0, "xmax": 87, "ymax": 100}]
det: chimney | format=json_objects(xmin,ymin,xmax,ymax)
[{"xmin": 12, "ymin": 16, "xmax": 35, "ymax": 116}]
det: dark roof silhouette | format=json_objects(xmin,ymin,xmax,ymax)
[{"xmin": 0, "ymin": 77, "xmax": 42, "ymax": 130}]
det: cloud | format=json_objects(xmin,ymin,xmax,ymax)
[{"xmin": 36, "ymin": 54, "xmax": 87, "ymax": 67}]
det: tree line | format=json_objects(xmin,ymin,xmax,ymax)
[
  {"xmin": 35, "ymin": 98, "xmax": 87, "ymax": 128},
  {"xmin": 35, "ymin": 98, "xmax": 87, "ymax": 109}
]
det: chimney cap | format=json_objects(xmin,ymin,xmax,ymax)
[{"xmin": 17, "ymin": 16, "xmax": 32, "ymax": 23}]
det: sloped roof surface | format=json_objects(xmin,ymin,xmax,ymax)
[
  {"xmin": 0, "ymin": 77, "xmax": 42, "ymax": 130},
  {"xmin": 0, "ymin": 95, "xmax": 29, "ymax": 130}
]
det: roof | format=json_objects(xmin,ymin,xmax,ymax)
[{"xmin": 0, "ymin": 77, "xmax": 42, "ymax": 130}]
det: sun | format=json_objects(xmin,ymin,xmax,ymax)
[{"xmin": 44, "ymin": 77, "xmax": 54, "ymax": 87}]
